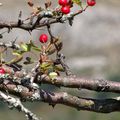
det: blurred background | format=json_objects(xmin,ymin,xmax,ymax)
[{"xmin": 0, "ymin": 0, "xmax": 120, "ymax": 120}]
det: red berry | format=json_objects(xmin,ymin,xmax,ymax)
[
  {"xmin": 87, "ymin": 0, "xmax": 96, "ymax": 6},
  {"xmin": 61, "ymin": 6, "xmax": 70, "ymax": 14},
  {"xmin": 39, "ymin": 34, "xmax": 48, "ymax": 43},
  {"xmin": 58, "ymin": 0, "xmax": 69, "ymax": 6},
  {"xmin": 0, "ymin": 68, "xmax": 5, "ymax": 74}
]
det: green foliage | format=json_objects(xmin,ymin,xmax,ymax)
[
  {"xmin": 11, "ymin": 40, "xmax": 41, "ymax": 64},
  {"xmin": 20, "ymin": 40, "xmax": 41, "ymax": 52}
]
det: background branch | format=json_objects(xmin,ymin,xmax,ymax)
[{"xmin": 0, "ymin": 91, "xmax": 40, "ymax": 120}]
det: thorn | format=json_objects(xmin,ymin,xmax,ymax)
[
  {"xmin": 18, "ymin": 11, "xmax": 22, "ymax": 26},
  {"xmin": 49, "ymin": 103, "xmax": 56, "ymax": 108},
  {"xmin": 12, "ymin": 37, "xmax": 18, "ymax": 44},
  {"xmin": 52, "ymin": 104, "xmax": 55, "ymax": 108},
  {"xmin": 0, "ymin": 34, "xmax": 3, "ymax": 39},
  {"xmin": 8, "ymin": 27, "xmax": 12, "ymax": 33},
  {"xmin": 77, "ymin": 108, "xmax": 81, "ymax": 111},
  {"xmin": 0, "ymin": 30, "xmax": 8, "ymax": 38},
  {"xmin": 28, "ymin": 30, "xmax": 32, "ymax": 35}
]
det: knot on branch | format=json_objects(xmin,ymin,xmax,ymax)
[{"xmin": 96, "ymin": 79, "xmax": 110, "ymax": 92}]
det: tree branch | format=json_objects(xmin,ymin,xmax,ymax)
[
  {"xmin": 0, "ymin": 18, "xmax": 64, "ymax": 31},
  {"xmin": 1, "ymin": 66, "xmax": 120, "ymax": 94},
  {"xmin": 37, "ymin": 75, "xmax": 120, "ymax": 93},
  {"xmin": 0, "ymin": 91, "xmax": 40, "ymax": 120},
  {"xmin": 0, "ymin": 82, "xmax": 120, "ymax": 113},
  {"xmin": 0, "ymin": 2, "xmax": 119, "ymax": 117},
  {"xmin": 0, "ymin": 7, "xmax": 87, "ymax": 31},
  {"xmin": 40, "ymin": 90, "xmax": 120, "ymax": 113}
]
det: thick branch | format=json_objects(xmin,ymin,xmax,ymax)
[
  {"xmin": 2, "ymin": 65, "xmax": 120, "ymax": 94},
  {"xmin": 1, "ymin": 64, "xmax": 120, "ymax": 94},
  {"xmin": 36, "ymin": 75, "xmax": 120, "ymax": 93},
  {"xmin": 40, "ymin": 90, "xmax": 120, "ymax": 113},
  {"xmin": 0, "ymin": 82, "xmax": 120, "ymax": 113}
]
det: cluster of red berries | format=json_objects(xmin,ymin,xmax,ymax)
[
  {"xmin": 39, "ymin": 0, "xmax": 96, "ymax": 43},
  {"xmin": 58, "ymin": 0, "xmax": 71, "ymax": 14},
  {"xmin": 58, "ymin": 0, "xmax": 96, "ymax": 14}
]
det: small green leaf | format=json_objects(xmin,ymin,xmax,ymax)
[
  {"xmin": 40, "ymin": 62, "xmax": 54, "ymax": 73},
  {"xmin": 20, "ymin": 40, "xmax": 41, "ymax": 52},
  {"xmin": 26, "ymin": 43, "xmax": 32, "ymax": 51},
  {"xmin": 49, "ymin": 72, "xmax": 58, "ymax": 80},
  {"xmin": 7, "ymin": 51, "xmax": 23, "ymax": 64},
  {"xmin": 29, "ymin": 40, "xmax": 41, "ymax": 52},
  {"xmin": 20, "ymin": 43, "xmax": 29, "ymax": 52},
  {"xmin": 54, "ymin": 65, "xmax": 64, "ymax": 72},
  {"xmin": 32, "ymin": 46, "xmax": 41, "ymax": 51},
  {"xmin": 12, "ymin": 50, "xmax": 24, "ymax": 56},
  {"xmin": 72, "ymin": 0, "xmax": 82, "ymax": 6},
  {"xmin": 41, "ymin": 62, "xmax": 52, "ymax": 70}
]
